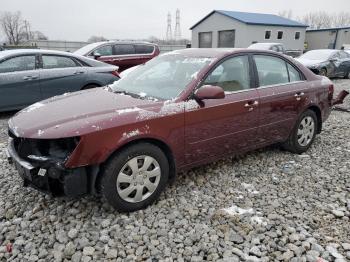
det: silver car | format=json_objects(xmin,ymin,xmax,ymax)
[{"xmin": 0, "ymin": 49, "xmax": 120, "ymax": 112}]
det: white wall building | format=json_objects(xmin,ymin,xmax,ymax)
[
  {"xmin": 190, "ymin": 10, "xmax": 308, "ymax": 51},
  {"xmin": 305, "ymin": 27, "xmax": 350, "ymax": 50}
]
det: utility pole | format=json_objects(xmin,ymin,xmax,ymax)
[
  {"xmin": 174, "ymin": 9, "xmax": 182, "ymax": 42},
  {"xmin": 166, "ymin": 12, "xmax": 172, "ymax": 42}
]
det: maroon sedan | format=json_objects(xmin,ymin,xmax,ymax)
[{"xmin": 7, "ymin": 48, "xmax": 337, "ymax": 211}]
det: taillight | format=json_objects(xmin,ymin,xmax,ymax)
[
  {"xmin": 110, "ymin": 70, "xmax": 120, "ymax": 78},
  {"xmin": 328, "ymin": 84, "xmax": 334, "ymax": 100}
]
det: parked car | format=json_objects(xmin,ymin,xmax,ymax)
[
  {"xmin": 0, "ymin": 49, "xmax": 120, "ymax": 112},
  {"xmin": 248, "ymin": 42, "xmax": 286, "ymax": 54},
  {"xmin": 296, "ymin": 49, "xmax": 350, "ymax": 78},
  {"xmin": 74, "ymin": 41, "xmax": 160, "ymax": 72},
  {"xmin": 7, "ymin": 48, "xmax": 340, "ymax": 212}
]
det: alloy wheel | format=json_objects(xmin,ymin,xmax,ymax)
[
  {"xmin": 297, "ymin": 116, "xmax": 315, "ymax": 147},
  {"xmin": 116, "ymin": 155, "xmax": 161, "ymax": 203}
]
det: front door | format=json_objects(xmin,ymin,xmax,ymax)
[
  {"xmin": 184, "ymin": 55, "xmax": 260, "ymax": 165},
  {"xmin": 0, "ymin": 54, "xmax": 41, "ymax": 111}
]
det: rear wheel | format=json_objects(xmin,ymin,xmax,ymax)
[
  {"xmin": 100, "ymin": 143, "xmax": 169, "ymax": 212},
  {"xmin": 283, "ymin": 110, "xmax": 318, "ymax": 154},
  {"xmin": 344, "ymin": 70, "xmax": 350, "ymax": 79}
]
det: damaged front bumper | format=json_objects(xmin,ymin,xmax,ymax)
[{"xmin": 6, "ymin": 137, "xmax": 97, "ymax": 198}]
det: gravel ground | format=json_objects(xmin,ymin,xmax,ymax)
[{"xmin": 0, "ymin": 80, "xmax": 350, "ymax": 262}]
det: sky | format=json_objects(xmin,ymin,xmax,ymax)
[{"xmin": 1, "ymin": 0, "xmax": 349, "ymax": 42}]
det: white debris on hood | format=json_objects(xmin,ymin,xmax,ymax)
[
  {"xmin": 137, "ymin": 100, "xmax": 199, "ymax": 121},
  {"xmin": 116, "ymin": 107, "xmax": 140, "ymax": 115},
  {"xmin": 122, "ymin": 129, "xmax": 140, "ymax": 139},
  {"xmin": 22, "ymin": 102, "xmax": 45, "ymax": 113},
  {"xmin": 37, "ymin": 130, "xmax": 45, "ymax": 136}
]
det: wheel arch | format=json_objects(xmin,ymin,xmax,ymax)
[
  {"xmin": 96, "ymin": 137, "xmax": 177, "ymax": 192},
  {"xmin": 307, "ymin": 105, "xmax": 322, "ymax": 134},
  {"xmin": 81, "ymin": 82, "xmax": 101, "ymax": 90}
]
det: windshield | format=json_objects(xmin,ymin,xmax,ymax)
[
  {"xmin": 300, "ymin": 50, "xmax": 335, "ymax": 60},
  {"xmin": 74, "ymin": 42, "xmax": 105, "ymax": 56},
  {"xmin": 110, "ymin": 54, "xmax": 215, "ymax": 100}
]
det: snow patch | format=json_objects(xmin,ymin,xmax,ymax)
[
  {"xmin": 221, "ymin": 205, "xmax": 254, "ymax": 216},
  {"xmin": 37, "ymin": 130, "xmax": 45, "ymax": 136},
  {"xmin": 241, "ymin": 183, "xmax": 259, "ymax": 194},
  {"xmin": 22, "ymin": 102, "xmax": 45, "ymax": 113},
  {"xmin": 116, "ymin": 107, "xmax": 140, "ymax": 115}
]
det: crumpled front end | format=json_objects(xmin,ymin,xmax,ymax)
[{"xmin": 6, "ymin": 129, "xmax": 97, "ymax": 197}]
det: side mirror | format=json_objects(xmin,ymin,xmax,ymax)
[
  {"xmin": 194, "ymin": 85, "xmax": 225, "ymax": 101},
  {"xmin": 92, "ymin": 51, "xmax": 101, "ymax": 60}
]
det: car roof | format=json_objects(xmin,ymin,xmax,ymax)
[
  {"xmin": 0, "ymin": 49, "xmax": 80, "ymax": 59},
  {"xmin": 163, "ymin": 48, "xmax": 286, "ymax": 58},
  {"xmin": 0, "ymin": 48, "xmax": 114, "ymax": 67}
]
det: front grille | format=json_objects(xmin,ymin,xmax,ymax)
[{"xmin": 8, "ymin": 128, "xmax": 80, "ymax": 163}]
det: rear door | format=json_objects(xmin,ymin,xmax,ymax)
[
  {"xmin": 252, "ymin": 54, "xmax": 307, "ymax": 144},
  {"xmin": 0, "ymin": 54, "xmax": 41, "ymax": 111},
  {"xmin": 113, "ymin": 44, "xmax": 137, "ymax": 71},
  {"xmin": 184, "ymin": 55, "xmax": 260, "ymax": 165},
  {"xmin": 337, "ymin": 51, "xmax": 350, "ymax": 77},
  {"xmin": 38, "ymin": 54, "xmax": 88, "ymax": 99}
]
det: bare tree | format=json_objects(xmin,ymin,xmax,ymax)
[
  {"xmin": 88, "ymin": 36, "xmax": 107, "ymax": 43},
  {"xmin": 31, "ymin": 31, "xmax": 48, "ymax": 40},
  {"xmin": 331, "ymin": 12, "xmax": 350, "ymax": 27},
  {"xmin": 299, "ymin": 11, "xmax": 350, "ymax": 29},
  {"xmin": 0, "ymin": 11, "xmax": 26, "ymax": 45},
  {"xmin": 278, "ymin": 10, "xmax": 293, "ymax": 19}
]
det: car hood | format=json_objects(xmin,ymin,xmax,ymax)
[
  {"xmin": 296, "ymin": 58, "xmax": 326, "ymax": 67},
  {"xmin": 9, "ymin": 87, "xmax": 162, "ymax": 139}
]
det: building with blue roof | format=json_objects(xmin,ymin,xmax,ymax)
[{"xmin": 190, "ymin": 10, "xmax": 308, "ymax": 51}]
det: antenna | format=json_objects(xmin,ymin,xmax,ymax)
[
  {"xmin": 166, "ymin": 12, "xmax": 172, "ymax": 41},
  {"xmin": 174, "ymin": 9, "xmax": 182, "ymax": 41}
]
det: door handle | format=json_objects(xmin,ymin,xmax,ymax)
[{"xmin": 74, "ymin": 71, "xmax": 84, "ymax": 75}]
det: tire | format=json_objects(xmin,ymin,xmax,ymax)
[
  {"xmin": 283, "ymin": 110, "xmax": 318, "ymax": 154},
  {"xmin": 319, "ymin": 68, "xmax": 327, "ymax": 77},
  {"xmin": 82, "ymin": 84, "xmax": 99, "ymax": 90},
  {"xmin": 100, "ymin": 143, "xmax": 169, "ymax": 212},
  {"xmin": 344, "ymin": 70, "xmax": 350, "ymax": 79}
]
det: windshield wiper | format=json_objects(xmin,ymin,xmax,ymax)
[{"xmin": 112, "ymin": 88, "xmax": 144, "ymax": 99}]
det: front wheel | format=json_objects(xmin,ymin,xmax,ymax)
[
  {"xmin": 283, "ymin": 110, "xmax": 318, "ymax": 154},
  {"xmin": 100, "ymin": 143, "xmax": 169, "ymax": 212}
]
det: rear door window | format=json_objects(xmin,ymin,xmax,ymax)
[
  {"xmin": 0, "ymin": 55, "xmax": 36, "ymax": 73},
  {"xmin": 135, "ymin": 45, "xmax": 154, "ymax": 54},
  {"xmin": 42, "ymin": 55, "xmax": 79, "ymax": 69},
  {"xmin": 287, "ymin": 64, "xmax": 302, "ymax": 82},
  {"xmin": 114, "ymin": 44, "xmax": 135, "ymax": 55},
  {"xmin": 254, "ymin": 55, "xmax": 289, "ymax": 86}
]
